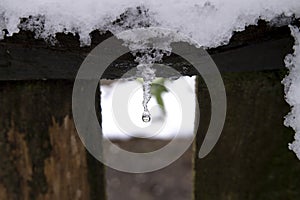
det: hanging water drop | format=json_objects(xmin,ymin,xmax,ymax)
[{"xmin": 142, "ymin": 111, "xmax": 151, "ymax": 123}]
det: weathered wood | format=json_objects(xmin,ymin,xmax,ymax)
[
  {"xmin": 0, "ymin": 17, "xmax": 299, "ymax": 200},
  {"xmin": 194, "ymin": 70, "xmax": 300, "ymax": 200},
  {"xmin": 0, "ymin": 81, "xmax": 106, "ymax": 200}
]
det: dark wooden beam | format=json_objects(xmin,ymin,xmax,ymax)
[{"xmin": 0, "ymin": 20, "xmax": 296, "ymax": 80}]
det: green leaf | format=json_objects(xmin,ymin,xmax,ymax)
[{"xmin": 151, "ymin": 79, "xmax": 168, "ymax": 115}]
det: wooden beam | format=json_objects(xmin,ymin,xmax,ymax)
[{"xmin": 0, "ymin": 21, "xmax": 295, "ymax": 80}]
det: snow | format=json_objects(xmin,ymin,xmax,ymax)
[
  {"xmin": 0, "ymin": 0, "xmax": 300, "ymax": 46},
  {"xmin": 283, "ymin": 26, "xmax": 300, "ymax": 160}
]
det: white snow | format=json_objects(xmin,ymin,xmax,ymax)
[
  {"xmin": 0, "ymin": 0, "xmax": 300, "ymax": 46},
  {"xmin": 283, "ymin": 26, "xmax": 300, "ymax": 160}
]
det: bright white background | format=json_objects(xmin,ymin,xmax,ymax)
[{"xmin": 101, "ymin": 77, "xmax": 196, "ymax": 139}]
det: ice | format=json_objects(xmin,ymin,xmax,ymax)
[
  {"xmin": 283, "ymin": 26, "xmax": 300, "ymax": 160},
  {"xmin": 137, "ymin": 63, "xmax": 156, "ymax": 120}
]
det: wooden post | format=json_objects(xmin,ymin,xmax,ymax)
[
  {"xmin": 194, "ymin": 71, "xmax": 300, "ymax": 200},
  {"xmin": 0, "ymin": 80, "xmax": 106, "ymax": 200}
]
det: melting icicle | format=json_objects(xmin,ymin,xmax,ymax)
[
  {"xmin": 137, "ymin": 63, "xmax": 155, "ymax": 123},
  {"xmin": 135, "ymin": 51, "xmax": 162, "ymax": 123},
  {"xmin": 141, "ymin": 80, "xmax": 152, "ymax": 122},
  {"xmin": 116, "ymin": 28, "xmax": 187, "ymax": 123}
]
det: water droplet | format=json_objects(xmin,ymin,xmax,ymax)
[{"xmin": 142, "ymin": 113, "xmax": 151, "ymax": 123}]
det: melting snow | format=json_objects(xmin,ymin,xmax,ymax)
[
  {"xmin": 283, "ymin": 26, "xmax": 300, "ymax": 160},
  {"xmin": 0, "ymin": 0, "xmax": 299, "ymax": 47}
]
